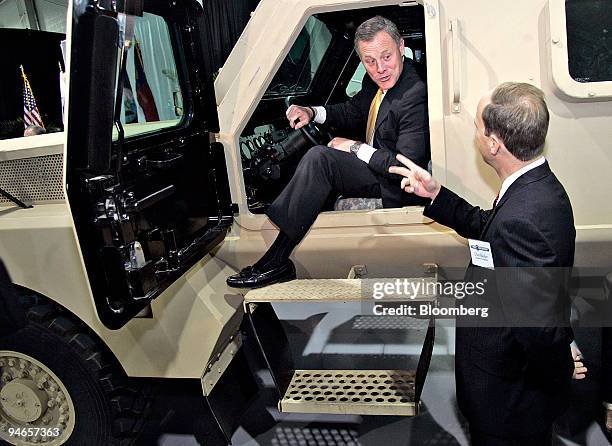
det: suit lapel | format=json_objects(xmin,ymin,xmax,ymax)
[
  {"xmin": 479, "ymin": 161, "xmax": 552, "ymax": 239},
  {"xmin": 373, "ymin": 59, "xmax": 417, "ymax": 143}
]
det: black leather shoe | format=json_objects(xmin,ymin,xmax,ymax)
[{"xmin": 226, "ymin": 260, "xmax": 296, "ymax": 289}]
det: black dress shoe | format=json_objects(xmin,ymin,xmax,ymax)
[{"xmin": 226, "ymin": 260, "xmax": 296, "ymax": 289}]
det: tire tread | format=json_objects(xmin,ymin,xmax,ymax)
[{"xmin": 13, "ymin": 292, "xmax": 153, "ymax": 445}]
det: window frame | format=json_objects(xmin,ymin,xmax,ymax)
[
  {"xmin": 548, "ymin": 0, "xmax": 612, "ymax": 100},
  {"xmin": 215, "ymin": 0, "xmax": 446, "ymax": 230}
]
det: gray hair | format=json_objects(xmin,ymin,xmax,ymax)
[
  {"xmin": 482, "ymin": 82, "xmax": 550, "ymax": 161},
  {"xmin": 354, "ymin": 16, "xmax": 402, "ymax": 52},
  {"xmin": 24, "ymin": 124, "xmax": 46, "ymax": 136}
]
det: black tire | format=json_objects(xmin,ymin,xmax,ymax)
[{"xmin": 0, "ymin": 295, "xmax": 151, "ymax": 446}]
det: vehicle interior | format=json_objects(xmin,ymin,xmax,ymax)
[{"xmin": 238, "ymin": 4, "xmax": 428, "ymax": 214}]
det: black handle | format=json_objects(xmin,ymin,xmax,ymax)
[{"xmin": 140, "ymin": 153, "xmax": 183, "ymax": 170}]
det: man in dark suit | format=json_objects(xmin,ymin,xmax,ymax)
[
  {"xmin": 227, "ymin": 15, "xmax": 430, "ymax": 288},
  {"xmin": 603, "ymin": 274, "xmax": 612, "ymax": 437},
  {"xmin": 390, "ymin": 82, "xmax": 575, "ymax": 445}
]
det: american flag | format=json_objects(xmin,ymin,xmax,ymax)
[{"xmin": 20, "ymin": 65, "xmax": 44, "ymax": 129}]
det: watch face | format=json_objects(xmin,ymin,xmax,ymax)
[{"xmin": 350, "ymin": 142, "xmax": 361, "ymax": 154}]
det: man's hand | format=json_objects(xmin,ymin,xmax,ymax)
[
  {"xmin": 571, "ymin": 343, "xmax": 587, "ymax": 380},
  {"xmin": 327, "ymin": 137, "xmax": 355, "ymax": 153},
  {"xmin": 389, "ymin": 154, "xmax": 441, "ymax": 200},
  {"xmin": 286, "ymin": 105, "xmax": 313, "ymax": 129}
]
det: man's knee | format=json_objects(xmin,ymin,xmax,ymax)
[{"xmin": 300, "ymin": 145, "xmax": 331, "ymax": 166}]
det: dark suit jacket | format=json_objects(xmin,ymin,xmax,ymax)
[
  {"xmin": 324, "ymin": 58, "xmax": 430, "ymax": 207},
  {"xmin": 424, "ymin": 161, "xmax": 576, "ymax": 437}
]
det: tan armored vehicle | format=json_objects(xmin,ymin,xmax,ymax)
[{"xmin": 0, "ymin": 0, "xmax": 611, "ymax": 444}]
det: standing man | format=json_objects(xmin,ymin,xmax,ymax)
[
  {"xmin": 603, "ymin": 274, "xmax": 612, "ymax": 438},
  {"xmin": 390, "ymin": 83, "xmax": 575, "ymax": 445},
  {"xmin": 227, "ymin": 16, "xmax": 430, "ymax": 288}
]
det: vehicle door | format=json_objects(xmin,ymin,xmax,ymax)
[{"xmin": 66, "ymin": 0, "xmax": 232, "ymax": 329}]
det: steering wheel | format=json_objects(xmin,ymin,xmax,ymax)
[{"xmin": 285, "ymin": 97, "xmax": 333, "ymax": 146}]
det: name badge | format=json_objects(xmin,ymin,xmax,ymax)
[{"xmin": 468, "ymin": 239, "xmax": 494, "ymax": 269}]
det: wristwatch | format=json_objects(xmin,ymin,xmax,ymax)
[{"xmin": 349, "ymin": 141, "xmax": 362, "ymax": 155}]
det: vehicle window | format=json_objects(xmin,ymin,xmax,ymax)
[
  {"xmin": 565, "ymin": 0, "xmax": 612, "ymax": 83},
  {"xmin": 345, "ymin": 47, "xmax": 415, "ymax": 97},
  {"xmin": 263, "ymin": 16, "xmax": 332, "ymax": 97},
  {"xmin": 113, "ymin": 12, "xmax": 183, "ymax": 140}
]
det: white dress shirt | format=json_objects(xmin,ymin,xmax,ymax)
[
  {"xmin": 497, "ymin": 156, "xmax": 546, "ymax": 202},
  {"xmin": 312, "ymin": 90, "xmax": 387, "ymax": 164}
]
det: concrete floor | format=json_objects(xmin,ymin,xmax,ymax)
[{"xmin": 142, "ymin": 302, "xmax": 612, "ymax": 445}]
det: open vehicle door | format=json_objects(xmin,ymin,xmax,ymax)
[{"xmin": 66, "ymin": 0, "xmax": 232, "ymax": 329}]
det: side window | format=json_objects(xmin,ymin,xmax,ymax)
[
  {"xmin": 345, "ymin": 47, "xmax": 415, "ymax": 97},
  {"xmin": 565, "ymin": 0, "xmax": 612, "ymax": 83},
  {"xmin": 114, "ymin": 12, "xmax": 183, "ymax": 139},
  {"xmin": 263, "ymin": 16, "xmax": 332, "ymax": 97},
  {"xmin": 549, "ymin": 0, "xmax": 612, "ymax": 99}
]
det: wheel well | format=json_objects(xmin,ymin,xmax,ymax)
[{"xmin": 9, "ymin": 284, "xmax": 128, "ymax": 377}]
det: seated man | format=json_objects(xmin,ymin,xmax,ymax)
[{"xmin": 227, "ymin": 15, "xmax": 430, "ymax": 288}]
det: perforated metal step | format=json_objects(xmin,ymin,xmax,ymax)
[
  {"xmin": 279, "ymin": 369, "xmax": 418, "ymax": 416},
  {"xmin": 244, "ymin": 278, "xmax": 437, "ymax": 303}
]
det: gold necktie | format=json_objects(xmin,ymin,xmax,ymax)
[{"xmin": 366, "ymin": 88, "xmax": 383, "ymax": 145}]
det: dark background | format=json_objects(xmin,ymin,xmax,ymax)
[{"xmin": 0, "ymin": 29, "xmax": 65, "ymax": 139}]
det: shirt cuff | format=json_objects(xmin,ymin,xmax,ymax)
[
  {"xmin": 313, "ymin": 106, "xmax": 326, "ymax": 124},
  {"xmin": 356, "ymin": 143, "xmax": 377, "ymax": 163}
]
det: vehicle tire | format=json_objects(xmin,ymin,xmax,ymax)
[{"xmin": 0, "ymin": 295, "xmax": 151, "ymax": 446}]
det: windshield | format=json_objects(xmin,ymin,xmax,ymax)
[{"xmin": 264, "ymin": 15, "xmax": 332, "ymax": 97}]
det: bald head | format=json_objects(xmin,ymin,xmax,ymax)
[{"xmin": 24, "ymin": 125, "xmax": 46, "ymax": 137}]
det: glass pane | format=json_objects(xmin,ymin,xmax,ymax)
[
  {"xmin": 565, "ymin": 0, "xmax": 612, "ymax": 83},
  {"xmin": 113, "ymin": 12, "xmax": 183, "ymax": 140},
  {"xmin": 264, "ymin": 16, "xmax": 332, "ymax": 97}
]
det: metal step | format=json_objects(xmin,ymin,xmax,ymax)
[
  {"xmin": 244, "ymin": 278, "xmax": 437, "ymax": 303},
  {"xmin": 279, "ymin": 369, "xmax": 418, "ymax": 416}
]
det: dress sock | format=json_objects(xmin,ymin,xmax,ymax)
[{"xmin": 253, "ymin": 231, "xmax": 297, "ymax": 270}]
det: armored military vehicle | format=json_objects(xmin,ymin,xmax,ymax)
[{"xmin": 0, "ymin": 0, "xmax": 611, "ymax": 444}]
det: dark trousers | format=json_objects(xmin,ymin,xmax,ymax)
[
  {"xmin": 266, "ymin": 145, "xmax": 381, "ymax": 242},
  {"xmin": 469, "ymin": 427, "xmax": 552, "ymax": 446}
]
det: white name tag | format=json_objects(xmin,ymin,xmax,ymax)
[{"xmin": 468, "ymin": 239, "xmax": 494, "ymax": 270}]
